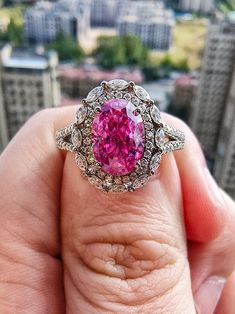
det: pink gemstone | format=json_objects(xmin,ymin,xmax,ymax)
[{"xmin": 92, "ymin": 98, "xmax": 145, "ymax": 175}]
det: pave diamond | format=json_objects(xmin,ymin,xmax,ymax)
[
  {"xmin": 111, "ymin": 185, "xmax": 126, "ymax": 193},
  {"xmin": 150, "ymin": 153, "xmax": 162, "ymax": 173},
  {"xmin": 150, "ymin": 105, "xmax": 162, "ymax": 124},
  {"xmin": 133, "ymin": 175, "xmax": 149, "ymax": 189},
  {"xmin": 108, "ymin": 79, "xmax": 128, "ymax": 90},
  {"xmin": 88, "ymin": 176, "xmax": 103, "ymax": 189},
  {"xmin": 134, "ymin": 86, "xmax": 150, "ymax": 101},
  {"xmin": 155, "ymin": 128, "xmax": 165, "ymax": 147},
  {"xmin": 92, "ymin": 98, "xmax": 145, "ymax": 175},
  {"xmin": 72, "ymin": 128, "xmax": 82, "ymax": 148},
  {"xmin": 75, "ymin": 153, "xmax": 87, "ymax": 171},
  {"xmin": 87, "ymin": 86, "xmax": 103, "ymax": 102},
  {"xmin": 76, "ymin": 104, "xmax": 87, "ymax": 124}
]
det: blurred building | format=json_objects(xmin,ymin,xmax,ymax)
[
  {"xmin": 59, "ymin": 65, "xmax": 144, "ymax": 98},
  {"xmin": 90, "ymin": 0, "xmax": 127, "ymax": 27},
  {"xmin": 24, "ymin": 0, "xmax": 90, "ymax": 44},
  {"xmin": 214, "ymin": 66, "xmax": 235, "ymax": 199},
  {"xmin": 0, "ymin": 44, "xmax": 60, "ymax": 149},
  {"xmin": 173, "ymin": 75, "xmax": 198, "ymax": 108},
  {"xmin": 190, "ymin": 15, "xmax": 235, "ymax": 160},
  {"xmin": 171, "ymin": 74, "xmax": 198, "ymax": 123},
  {"xmin": 0, "ymin": 77, "xmax": 8, "ymax": 151},
  {"xmin": 178, "ymin": 0, "xmax": 215, "ymax": 14},
  {"xmin": 118, "ymin": 1, "xmax": 175, "ymax": 50}
]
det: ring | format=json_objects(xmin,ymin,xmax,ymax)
[{"xmin": 55, "ymin": 80, "xmax": 185, "ymax": 193}]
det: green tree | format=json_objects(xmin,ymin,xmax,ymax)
[
  {"xmin": 121, "ymin": 34, "xmax": 148, "ymax": 66},
  {"xmin": 0, "ymin": 18, "xmax": 23, "ymax": 45},
  {"xmin": 47, "ymin": 32, "xmax": 85, "ymax": 62},
  {"xmin": 95, "ymin": 35, "xmax": 126, "ymax": 69},
  {"xmin": 94, "ymin": 34, "xmax": 149, "ymax": 70},
  {"xmin": 160, "ymin": 54, "xmax": 189, "ymax": 72}
]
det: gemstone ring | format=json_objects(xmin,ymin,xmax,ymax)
[{"xmin": 55, "ymin": 80, "xmax": 185, "ymax": 193}]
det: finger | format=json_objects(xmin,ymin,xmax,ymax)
[
  {"xmin": 163, "ymin": 114, "xmax": 228, "ymax": 242},
  {"xmin": 189, "ymin": 190, "xmax": 235, "ymax": 313},
  {"xmin": 215, "ymin": 271, "xmax": 235, "ymax": 314},
  {"xmin": 0, "ymin": 107, "xmax": 74, "ymax": 313},
  {"xmin": 61, "ymin": 111, "xmax": 195, "ymax": 312}
]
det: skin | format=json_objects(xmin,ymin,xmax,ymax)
[{"xmin": 0, "ymin": 106, "xmax": 234, "ymax": 314}]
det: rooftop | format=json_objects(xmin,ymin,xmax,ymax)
[
  {"xmin": 59, "ymin": 65, "xmax": 144, "ymax": 83},
  {"xmin": 175, "ymin": 75, "xmax": 198, "ymax": 87},
  {"xmin": 119, "ymin": 0, "xmax": 175, "ymax": 24},
  {"xmin": 1, "ymin": 45, "xmax": 56, "ymax": 70}
]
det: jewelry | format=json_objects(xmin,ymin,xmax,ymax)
[{"xmin": 56, "ymin": 80, "xmax": 185, "ymax": 193}]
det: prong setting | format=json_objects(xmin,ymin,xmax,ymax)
[{"xmin": 56, "ymin": 79, "xmax": 185, "ymax": 193}]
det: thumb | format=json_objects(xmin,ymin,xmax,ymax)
[{"xmin": 59, "ymin": 108, "xmax": 195, "ymax": 313}]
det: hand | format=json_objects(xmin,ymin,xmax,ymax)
[{"xmin": 0, "ymin": 107, "xmax": 234, "ymax": 314}]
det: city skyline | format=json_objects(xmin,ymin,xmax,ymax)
[{"xmin": 0, "ymin": 0, "xmax": 235, "ymax": 199}]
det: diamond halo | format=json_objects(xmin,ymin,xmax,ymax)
[{"xmin": 55, "ymin": 80, "xmax": 185, "ymax": 193}]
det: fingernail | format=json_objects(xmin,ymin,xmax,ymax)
[
  {"xmin": 196, "ymin": 276, "xmax": 225, "ymax": 314},
  {"xmin": 204, "ymin": 167, "xmax": 225, "ymax": 206}
]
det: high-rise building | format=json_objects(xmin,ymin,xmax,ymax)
[
  {"xmin": 0, "ymin": 44, "xmax": 60, "ymax": 147},
  {"xmin": 173, "ymin": 75, "xmax": 198, "ymax": 109},
  {"xmin": 90, "ymin": 0, "xmax": 139, "ymax": 27},
  {"xmin": 171, "ymin": 74, "xmax": 198, "ymax": 123},
  {"xmin": 178, "ymin": 0, "xmax": 215, "ymax": 14},
  {"xmin": 0, "ymin": 73, "xmax": 8, "ymax": 152},
  {"xmin": 24, "ymin": 0, "xmax": 90, "ymax": 44},
  {"xmin": 190, "ymin": 15, "xmax": 235, "ymax": 161},
  {"xmin": 214, "ymin": 65, "xmax": 235, "ymax": 199},
  {"xmin": 117, "ymin": 1, "xmax": 175, "ymax": 50}
]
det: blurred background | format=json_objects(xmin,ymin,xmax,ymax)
[{"xmin": 0, "ymin": 0, "xmax": 234, "ymax": 200}]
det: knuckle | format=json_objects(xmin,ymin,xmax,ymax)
[{"xmin": 64, "ymin": 197, "xmax": 187, "ymax": 310}]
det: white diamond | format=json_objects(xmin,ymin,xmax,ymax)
[
  {"xmin": 116, "ymin": 92, "xmax": 123, "ymax": 99},
  {"xmin": 132, "ymin": 96, "xmax": 139, "ymax": 106},
  {"xmin": 122, "ymin": 176, "xmax": 130, "ymax": 183},
  {"xmin": 105, "ymin": 175, "xmax": 113, "ymax": 183},
  {"xmin": 133, "ymin": 175, "xmax": 149, "ymax": 189},
  {"xmin": 114, "ymin": 177, "xmax": 122, "ymax": 184},
  {"xmin": 155, "ymin": 128, "xmax": 165, "ymax": 147},
  {"xmin": 150, "ymin": 153, "xmax": 162, "ymax": 173},
  {"xmin": 145, "ymin": 122, "xmax": 153, "ymax": 130},
  {"xmin": 97, "ymin": 170, "xmax": 106, "ymax": 179},
  {"xmin": 111, "ymin": 185, "xmax": 126, "ymax": 193},
  {"xmin": 144, "ymin": 150, "xmax": 152, "ymax": 159},
  {"xmin": 150, "ymin": 105, "xmax": 162, "ymax": 124},
  {"xmin": 87, "ymin": 165, "xmax": 97, "ymax": 174},
  {"xmin": 99, "ymin": 95, "xmax": 107, "ymax": 103},
  {"xmin": 108, "ymin": 79, "xmax": 128, "ymax": 90},
  {"xmin": 76, "ymin": 104, "xmax": 87, "ymax": 124},
  {"xmin": 72, "ymin": 128, "xmax": 82, "ymax": 148},
  {"xmin": 75, "ymin": 153, "xmax": 87, "ymax": 171},
  {"xmin": 124, "ymin": 93, "xmax": 131, "ymax": 101},
  {"xmin": 88, "ymin": 176, "xmax": 102, "ymax": 189},
  {"xmin": 134, "ymin": 86, "xmax": 150, "ymax": 101},
  {"xmin": 83, "ymin": 137, "xmax": 91, "ymax": 145},
  {"xmin": 87, "ymin": 86, "xmax": 103, "ymax": 102}
]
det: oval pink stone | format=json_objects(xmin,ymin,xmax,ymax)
[{"xmin": 92, "ymin": 98, "xmax": 145, "ymax": 175}]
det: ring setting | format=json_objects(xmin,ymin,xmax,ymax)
[{"xmin": 56, "ymin": 80, "xmax": 185, "ymax": 193}]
